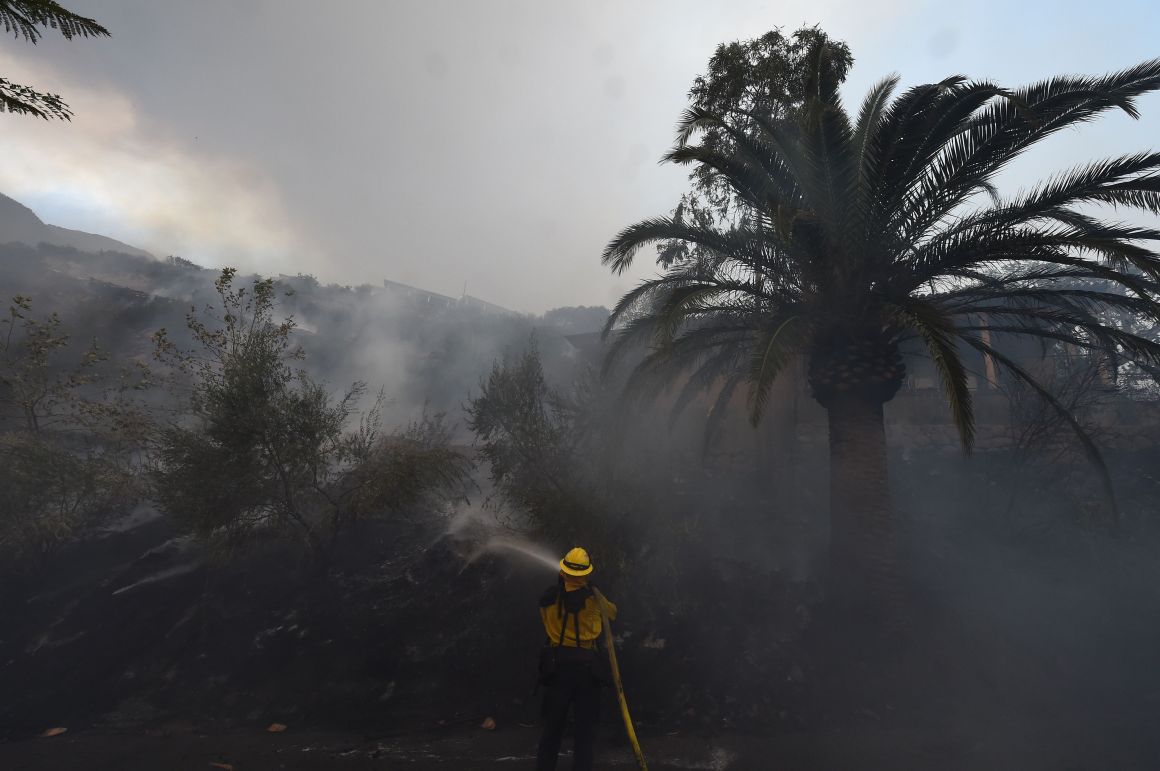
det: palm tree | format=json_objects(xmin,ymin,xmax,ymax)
[{"xmin": 600, "ymin": 45, "xmax": 1160, "ymax": 621}]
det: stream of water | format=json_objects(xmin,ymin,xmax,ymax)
[
  {"xmin": 445, "ymin": 505, "xmax": 560, "ymax": 574},
  {"xmin": 481, "ymin": 536, "xmax": 560, "ymax": 573}
]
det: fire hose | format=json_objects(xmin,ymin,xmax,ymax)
[{"xmin": 593, "ymin": 587, "xmax": 648, "ymax": 771}]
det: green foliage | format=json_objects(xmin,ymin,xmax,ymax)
[
  {"xmin": 683, "ymin": 27, "xmax": 852, "ymax": 218},
  {"xmin": 164, "ymin": 255, "xmax": 202, "ymax": 271},
  {"xmin": 0, "ymin": 295, "xmax": 150, "ymax": 570},
  {"xmin": 0, "ymin": 431, "xmax": 137, "ymax": 570},
  {"xmin": 152, "ymin": 269, "xmax": 472, "ymax": 558},
  {"xmin": 467, "ymin": 343, "xmax": 579, "ymax": 523},
  {"xmin": 656, "ymin": 27, "xmax": 852, "ymax": 281},
  {"xmin": 0, "ymin": 294, "xmax": 102, "ymax": 431},
  {"xmin": 466, "ymin": 341, "xmax": 745, "ymax": 607},
  {"xmin": 336, "ymin": 404, "xmax": 473, "ymax": 533},
  {"xmin": 0, "ymin": 0, "xmax": 109, "ymax": 120},
  {"xmin": 539, "ymin": 306, "xmax": 610, "ymax": 335},
  {"xmin": 466, "ymin": 342, "xmax": 651, "ymax": 577}
]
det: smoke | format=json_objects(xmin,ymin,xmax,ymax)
[{"xmin": 0, "ymin": 50, "xmax": 314, "ymax": 277}]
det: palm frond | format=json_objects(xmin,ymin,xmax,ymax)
[
  {"xmin": 663, "ymin": 144, "xmax": 792, "ymax": 215},
  {"xmin": 914, "ymin": 152, "xmax": 1160, "ymax": 248},
  {"xmin": 668, "ymin": 343, "xmax": 752, "ymax": 430},
  {"xmin": 865, "ymin": 76, "xmax": 970, "ymax": 208},
  {"xmin": 889, "ymin": 300, "xmax": 976, "ymax": 450},
  {"xmin": 904, "ymin": 60, "xmax": 1160, "ymax": 240},
  {"xmin": 664, "ymin": 116, "xmax": 808, "ymax": 212},
  {"xmin": 946, "ymin": 286, "xmax": 1160, "ymax": 324},
  {"xmin": 602, "ymin": 217, "xmax": 765, "ymax": 275},
  {"xmin": 904, "ymin": 223, "xmax": 1160, "ymax": 291},
  {"xmin": 951, "ymin": 305, "xmax": 1160, "ymax": 364},
  {"xmin": 703, "ymin": 372, "xmax": 746, "ymax": 458},
  {"xmin": 848, "ymin": 75, "xmax": 900, "ymax": 239},
  {"xmin": 746, "ymin": 315, "xmax": 805, "ymax": 424},
  {"xmin": 673, "ymin": 105, "xmax": 723, "ymax": 147},
  {"xmin": 878, "ymin": 81, "xmax": 1013, "ymax": 232}
]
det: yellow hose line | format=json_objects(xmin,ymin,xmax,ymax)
[{"xmin": 593, "ymin": 587, "xmax": 648, "ymax": 771}]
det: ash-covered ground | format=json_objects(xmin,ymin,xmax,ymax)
[{"xmin": 4, "ymin": 465, "xmax": 1160, "ymax": 771}]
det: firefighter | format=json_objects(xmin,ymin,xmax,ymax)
[{"xmin": 535, "ymin": 547, "xmax": 617, "ymax": 771}]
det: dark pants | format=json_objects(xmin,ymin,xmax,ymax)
[{"xmin": 536, "ymin": 660, "xmax": 601, "ymax": 771}]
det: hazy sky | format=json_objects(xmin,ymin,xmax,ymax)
[{"xmin": 1, "ymin": 0, "xmax": 1158, "ymax": 313}]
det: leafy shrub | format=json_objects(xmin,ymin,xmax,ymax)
[{"xmin": 151, "ymin": 269, "xmax": 472, "ymax": 560}]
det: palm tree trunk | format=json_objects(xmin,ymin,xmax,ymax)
[{"xmin": 826, "ymin": 390, "xmax": 902, "ymax": 628}]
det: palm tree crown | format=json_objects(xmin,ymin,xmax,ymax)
[{"xmin": 602, "ymin": 47, "xmax": 1160, "ymax": 471}]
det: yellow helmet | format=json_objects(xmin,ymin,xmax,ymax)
[{"xmin": 559, "ymin": 546, "xmax": 593, "ymax": 577}]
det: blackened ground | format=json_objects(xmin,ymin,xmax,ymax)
[
  {"xmin": 2, "ymin": 718, "xmax": 1159, "ymax": 771},
  {"xmin": 1, "ymin": 515, "xmax": 539, "ymax": 738},
  {"xmin": 5, "ymin": 462, "xmax": 1160, "ymax": 771},
  {"xmin": 0, "ymin": 511, "xmax": 812, "ymax": 743}
]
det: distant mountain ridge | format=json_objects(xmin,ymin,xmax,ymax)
[
  {"xmin": 0, "ymin": 192, "xmax": 153, "ymax": 258},
  {"xmin": 0, "ymin": 192, "xmax": 601, "ymax": 334}
]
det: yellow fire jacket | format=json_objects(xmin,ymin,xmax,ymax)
[{"xmin": 539, "ymin": 583, "xmax": 617, "ymax": 650}]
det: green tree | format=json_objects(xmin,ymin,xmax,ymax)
[
  {"xmin": 152, "ymin": 269, "xmax": 471, "ymax": 561},
  {"xmin": 676, "ymin": 27, "xmax": 852, "ymax": 221},
  {"xmin": 0, "ymin": 430, "xmax": 137, "ymax": 571},
  {"xmin": 0, "ymin": 295, "xmax": 103, "ymax": 431},
  {"xmin": 0, "ymin": 0, "xmax": 109, "ymax": 119},
  {"xmin": 658, "ymin": 27, "xmax": 852, "ymax": 270},
  {"xmin": 467, "ymin": 343, "xmax": 584, "ymax": 529},
  {"xmin": 466, "ymin": 342, "xmax": 643, "ymax": 576},
  {"xmin": 601, "ymin": 44, "xmax": 1160, "ymax": 622},
  {"xmin": 0, "ymin": 295, "xmax": 149, "ymax": 572},
  {"xmin": 540, "ymin": 305, "xmax": 611, "ymax": 335}
]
